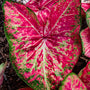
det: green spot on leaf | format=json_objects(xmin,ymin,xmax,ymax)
[
  {"xmin": 74, "ymin": 47, "xmax": 77, "ymax": 50},
  {"xmin": 16, "ymin": 49, "xmax": 19, "ymax": 53},
  {"xmin": 88, "ymin": 72, "xmax": 90, "ymax": 75},
  {"xmin": 8, "ymin": 19, "xmax": 11, "ymax": 22},
  {"xmin": 69, "ymin": 67, "xmax": 72, "ymax": 70},
  {"xmin": 70, "ymin": 63, "xmax": 74, "ymax": 66},
  {"xmin": 70, "ymin": 56, "xmax": 72, "ymax": 59},
  {"xmin": 60, "ymin": 44, "xmax": 64, "ymax": 47}
]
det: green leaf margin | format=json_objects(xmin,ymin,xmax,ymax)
[{"xmin": 2, "ymin": 0, "xmax": 45, "ymax": 90}]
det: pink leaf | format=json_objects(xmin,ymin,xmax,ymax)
[
  {"xmin": 80, "ymin": 27, "xmax": 90, "ymax": 57},
  {"xmin": 78, "ymin": 61, "xmax": 90, "ymax": 90},
  {"xmin": 26, "ymin": 0, "xmax": 58, "ymax": 25},
  {"xmin": 3, "ymin": 0, "xmax": 81, "ymax": 89},
  {"xmin": 81, "ymin": 3, "xmax": 90, "ymax": 12},
  {"xmin": 59, "ymin": 73, "xmax": 87, "ymax": 90}
]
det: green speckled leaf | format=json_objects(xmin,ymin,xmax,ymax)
[
  {"xmin": 78, "ymin": 61, "xmax": 90, "ymax": 90},
  {"xmin": 59, "ymin": 73, "xmax": 87, "ymax": 90},
  {"xmin": 80, "ymin": 27, "xmax": 90, "ymax": 58},
  {"xmin": 3, "ymin": 0, "xmax": 81, "ymax": 90}
]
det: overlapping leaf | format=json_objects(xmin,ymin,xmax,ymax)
[
  {"xmin": 26, "ymin": 0, "xmax": 59, "ymax": 25},
  {"xmin": 78, "ymin": 61, "xmax": 90, "ymax": 90},
  {"xmin": 86, "ymin": 9, "xmax": 90, "ymax": 28},
  {"xmin": 81, "ymin": 3, "xmax": 90, "ymax": 12},
  {"xmin": 80, "ymin": 27, "xmax": 90, "ymax": 57},
  {"xmin": 3, "ymin": 0, "xmax": 81, "ymax": 89},
  {"xmin": 59, "ymin": 73, "xmax": 87, "ymax": 90}
]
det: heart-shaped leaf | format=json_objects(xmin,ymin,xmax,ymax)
[
  {"xmin": 59, "ymin": 72, "xmax": 87, "ymax": 90},
  {"xmin": 3, "ymin": 0, "xmax": 81, "ymax": 89},
  {"xmin": 80, "ymin": 27, "xmax": 90, "ymax": 57},
  {"xmin": 78, "ymin": 61, "xmax": 90, "ymax": 90}
]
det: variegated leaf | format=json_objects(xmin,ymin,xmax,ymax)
[
  {"xmin": 3, "ymin": 0, "xmax": 81, "ymax": 89},
  {"xmin": 80, "ymin": 27, "xmax": 90, "ymax": 58},
  {"xmin": 78, "ymin": 61, "xmax": 90, "ymax": 90},
  {"xmin": 59, "ymin": 73, "xmax": 87, "ymax": 90}
]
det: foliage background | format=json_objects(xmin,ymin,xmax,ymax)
[{"xmin": 0, "ymin": 0, "xmax": 89, "ymax": 90}]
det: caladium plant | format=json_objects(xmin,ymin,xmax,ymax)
[
  {"xmin": 3, "ymin": 0, "xmax": 82, "ymax": 89},
  {"xmin": 25, "ymin": 0, "xmax": 59, "ymax": 25},
  {"xmin": 59, "ymin": 72, "xmax": 87, "ymax": 90},
  {"xmin": 80, "ymin": 1, "xmax": 90, "ymax": 58},
  {"xmin": 81, "ymin": 0, "xmax": 90, "ymax": 28},
  {"xmin": 78, "ymin": 61, "xmax": 90, "ymax": 90},
  {"xmin": 81, "ymin": 3, "xmax": 90, "ymax": 12},
  {"xmin": 80, "ymin": 27, "xmax": 90, "ymax": 57},
  {"xmin": 59, "ymin": 61, "xmax": 90, "ymax": 90}
]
